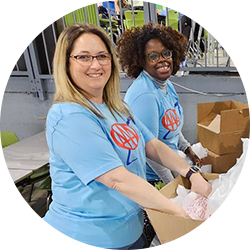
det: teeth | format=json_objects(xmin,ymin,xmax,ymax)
[
  {"xmin": 159, "ymin": 66, "xmax": 169, "ymax": 70},
  {"xmin": 88, "ymin": 74, "xmax": 102, "ymax": 78},
  {"xmin": 157, "ymin": 62, "xmax": 169, "ymax": 70}
]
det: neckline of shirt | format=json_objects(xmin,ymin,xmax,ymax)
[{"xmin": 143, "ymin": 70, "xmax": 168, "ymax": 94}]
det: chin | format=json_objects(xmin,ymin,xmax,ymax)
[{"xmin": 158, "ymin": 75, "xmax": 170, "ymax": 81}]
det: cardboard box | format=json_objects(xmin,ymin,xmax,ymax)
[
  {"xmin": 197, "ymin": 101, "xmax": 249, "ymax": 155},
  {"xmin": 145, "ymin": 173, "xmax": 219, "ymax": 244},
  {"xmin": 202, "ymin": 149, "xmax": 242, "ymax": 173}
]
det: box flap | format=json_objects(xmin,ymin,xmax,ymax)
[
  {"xmin": 197, "ymin": 101, "xmax": 249, "ymax": 133},
  {"xmin": 207, "ymin": 114, "xmax": 220, "ymax": 133},
  {"xmin": 231, "ymin": 101, "xmax": 249, "ymax": 112},
  {"xmin": 220, "ymin": 109, "xmax": 239, "ymax": 132},
  {"xmin": 160, "ymin": 173, "xmax": 219, "ymax": 196},
  {"xmin": 159, "ymin": 177, "xmax": 182, "ymax": 199},
  {"xmin": 198, "ymin": 112, "xmax": 217, "ymax": 126},
  {"xmin": 232, "ymin": 101, "xmax": 250, "ymax": 132},
  {"xmin": 197, "ymin": 101, "xmax": 231, "ymax": 123},
  {"xmin": 198, "ymin": 112, "xmax": 221, "ymax": 134},
  {"xmin": 197, "ymin": 124, "xmax": 220, "ymax": 153},
  {"xmin": 201, "ymin": 172, "xmax": 220, "ymax": 180}
]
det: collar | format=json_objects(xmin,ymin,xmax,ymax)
[{"xmin": 143, "ymin": 70, "xmax": 168, "ymax": 93}]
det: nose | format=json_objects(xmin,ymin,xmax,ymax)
[
  {"xmin": 90, "ymin": 57, "xmax": 102, "ymax": 69},
  {"xmin": 158, "ymin": 54, "xmax": 166, "ymax": 62}
]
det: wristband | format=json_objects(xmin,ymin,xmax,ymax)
[{"xmin": 186, "ymin": 165, "xmax": 201, "ymax": 180}]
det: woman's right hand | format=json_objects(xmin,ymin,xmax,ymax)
[
  {"xmin": 185, "ymin": 146, "xmax": 201, "ymax": 168},
  {"xmin": 174, "ymin": 206, "xmax": 190, "ymax": 219}
]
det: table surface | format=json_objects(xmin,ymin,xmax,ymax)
[
  {"xmin": 8, "ymin": 169, "xmax": 33, "ymax": 184},
  {"xmin": 3, "ymin": 131, "xmax": 49, "ymax": 171}
]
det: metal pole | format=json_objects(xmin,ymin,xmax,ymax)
[
  {"xmin": 118, "ymin": 0, "xmax": 124, "ymax": 33},
  {"xmin": 41, "ymin": 31, "xmax": 52, "ymax": 75},
  {"xmin": 131, "ymin": 0, "xmax": 135, "ymax": 27},
  {"xmin": 166, "ymin": 7, "xmax": 169, "ymax": 26},
  {"xmin": 106, "ymin": 1, "xmax": 114, "ymax": 44},
  {"xmin": 95, "ymin": 4, "xmax": 100, "ymax": 27}
]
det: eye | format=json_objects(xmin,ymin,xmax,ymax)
[
  {"xmin": 76, "ymin": 55, "xmax": 91, "ymax": 61},
  {"xmin": 148, "ymin": 53, "xmax": 159, "ymax": 61},
  {"xmin": 162, "ymin": 50, "xmax": 172, "ymax": 58},
  {"xmin": 97, "ymin": 54, "xmax": 110, "ymax": 60}
]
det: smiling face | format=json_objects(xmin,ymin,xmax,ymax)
[
  {"xmin": 69, "ymin": 33, "xmax": 112, "ymax": 103},
  {"xmin": 144, "ymin": 38, "xmax": 173, "ymax": 81}
]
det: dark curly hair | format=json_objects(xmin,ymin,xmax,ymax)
[{"xmin": 117, "ymin": 22, "xmax": 188, "ymax": 78}]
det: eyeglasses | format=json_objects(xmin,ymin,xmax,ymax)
[
  {"xmin": 69, "ymin": 53, "xmax": 111, "ymax": 66},
  {"xmin": 146, "ymin": 50, "xmax": 172, "ymax": 63}
]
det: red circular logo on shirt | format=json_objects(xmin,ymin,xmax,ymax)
[
  {"xmin": 111, "ymin": 123, "xmax": 139, "ymax": 150},
  {"xmin": 161, "ymin": 109, "xmax": 181, "ymax": 131}
]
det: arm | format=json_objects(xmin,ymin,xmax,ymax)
[
  {"xmin": 146, "ymin": 138, "xmax": 211, "ymax": 197},
  {"xmin": 178, "ymin": 132, "xmax": 190, "ymax": 151},
  {"xmin": 178, "ymin": 132, "xmax": 201, "ymax": 167},
  {"xmin": 146, "ymin": 158, "xmax": 174, "ymax": 184},
  {"xmin": 184, "ymin": 146, "xmax": 201, "ymax": 167},
  {"xmin": 95, "ymin": 166, "xmax": 187, "ymax": 217}
]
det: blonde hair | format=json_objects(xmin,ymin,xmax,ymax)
[{"xmin": 53, "ymin": 23, "xmax": 131, "ymax": 119}]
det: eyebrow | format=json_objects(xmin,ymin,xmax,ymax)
[
  {"xmin": 148, "ymin": 49, "xmax": 168, "ymax": 53},
  {"xmin": 77, "ymin": 50, "xmax": 108, "ymax": 54}
]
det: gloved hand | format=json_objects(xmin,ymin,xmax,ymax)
[{"xmin": 184, "ymin": 146, "xmax": 201, "ymax": 167}]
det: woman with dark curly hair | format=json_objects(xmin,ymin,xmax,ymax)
[{"xmin": 117, "ymin": 23, "xmax": 201, "ymax": 185}]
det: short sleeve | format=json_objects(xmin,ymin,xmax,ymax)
[
  {"xmin": 129, "ymin": 93, "xmax": 159, "ymax": 138},
  {"xmin": 49, "ymin": 112, "xmax": 123, "ymax": 185},
  {"xmin": 133, "ymin": 116, "xmax": 155, "ymax": 144}
]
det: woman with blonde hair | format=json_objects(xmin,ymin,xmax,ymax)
[{"xmin": 43, "ymin": 23, "xmax": 211, "ymax": 249}]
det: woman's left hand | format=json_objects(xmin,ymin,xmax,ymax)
[
  {"xmin": 189, "ymin": 173, "xmax": 212, "ymax": 198},
  {"xmin": 185, "ymin": 146, "xmax": 201, "ymax": 167}
]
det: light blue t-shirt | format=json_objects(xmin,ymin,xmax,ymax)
[
  {"xmin": 124, "ymin": 71, "xmax": 184, "ymax": 181},
  {"xmin": 43, "ymin": 102, "xmax": 154, "ymax": 248}
]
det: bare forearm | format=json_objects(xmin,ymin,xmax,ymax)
[
  {"xmin": 146, "ymin": 138, "xmax": 190, "ymax": 177},
  {"xmin": 117, "ymin": 171, "xmax": 183, "ymax": 214},
  {"xmin": 95, "ymin": 166, "xmax": 185, "ymax": 216}
]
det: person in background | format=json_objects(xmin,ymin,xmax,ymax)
[
  {"xmin": 117, "ymin": 22, "xmax": 201, "ymax": 185},
  {"xmin": 43, "ymin": 23, "xmax": 211, "ymax": 249},
  {"xmin": 159, "ymin": 8, "xmax": 183, "ymax": 19},
  {"xmin": 115, "ymin": 0, "xmax": 132, "ymax": 19}
]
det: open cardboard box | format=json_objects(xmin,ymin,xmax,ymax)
[
  {"xmin": 145, "ymin": 173, "xmax": 219, "ymax": 244},
  {"xmin": 197, "ymin": 101, "xmax": 249, "ymax": 155},
  {"xmin": 202, "ymin": 149, "xmax": 242, "ymax": 173}
]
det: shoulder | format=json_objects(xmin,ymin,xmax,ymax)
[
  {"xmin": 48, "ymin": 102, "xmax": 90, "ymax": 116},
  {"xmin": 47, "ymin": 102, "xmax": 95, "ymax": 127},
  {"xmin": 125, "ymin": 89, "xmax": 158, "ymax": 108},
  {"xmin": 167, "ymin": 80, "xmax": 178, "ymax": 96},
  {"xmin": 125, "ymin": 72, "xmax": 158, "ymax": 104},
  {"xmin": 167, "ymin": 79, "xmax": 175, "ymax": 89}
]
